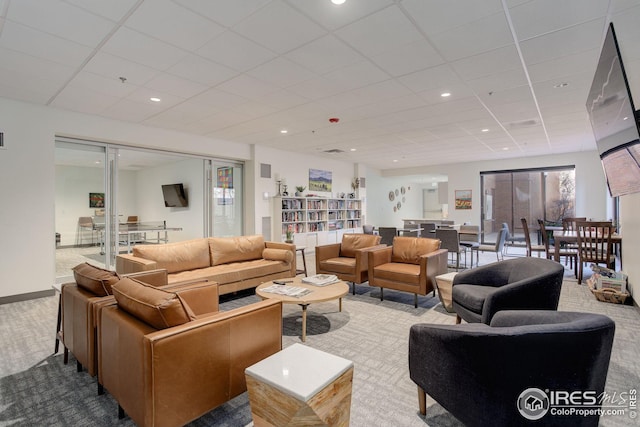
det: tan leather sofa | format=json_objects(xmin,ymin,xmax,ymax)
[
  {"xmin": 99, "ymin": 278, "xmax": 282, "ymax": 427},
  {"xmin": 315, "ymin": 233, "xmax": 384, "ymax": 294},
  {"xmin": 368, "ymin": 236, "xmax": 448, "ymax": 307},
  {"xmin": 115, "ymin": 235, "xmax": 295, "ymax": 295},
  {"xmin": 61, "ymin": 264, "xmax": 213, "ymax": 393}
]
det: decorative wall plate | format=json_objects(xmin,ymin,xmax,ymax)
[
  {"xmin": 395, "ymin": 189, "xmax": 399, "ymax": 196},
  {"xmin": 397, "ymin": 202, "xmax": 401, "ymax": 209},
  {"xmin": 401, "ymin": 186, "xmax": 406, "ymax": 194},
  {"xmin": 402, "ymin": 197, "xmax": 406, "ymax": 203},
  {"xmin": 389, "ymin": 191, "xmax": 395, "ymax": 201}
]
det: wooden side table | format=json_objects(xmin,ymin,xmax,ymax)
[
  {"xmin": 435, "ymin": 272, "xmax": 457, "ymax": 313},
  {"xmin": 246, "ymin": 343, "xmax": 354, "ymax": 426}
]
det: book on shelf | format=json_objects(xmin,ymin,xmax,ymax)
[{"xmin": 302, "ymin": 274, "xmax": 340, "ymax": 286}]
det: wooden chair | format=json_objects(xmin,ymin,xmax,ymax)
[
  {"xmin": 521, "ymin": 218, "xmax": 545, "ymax": 257},
  {"xmin": 575, "ymin": 221, "xmax": 616, "ymax": 284},
  {"xmin": 538, "ymin": 219, "xmax": 577, "ymax": 277}
]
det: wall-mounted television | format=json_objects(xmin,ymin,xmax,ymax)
[
  {"xmin": 161, "ymin": 183, "xmax": 188, "ymax": 207},
  {"xmin": 586, "ymin": 22, "xmax": 640, "ymax": 198}
]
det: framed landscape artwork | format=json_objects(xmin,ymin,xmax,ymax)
[
  {"xmin": 309, "ymin": 168, "xmax": 332, "ymax": 192},
  {"xmin": 455, "ymin": 190, "xmax": 472, "ymax": 210}
]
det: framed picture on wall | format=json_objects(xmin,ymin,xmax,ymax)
[
  {"xmin": 455, "ymin": 190, "xmax": 472, "ymax": 210},
  {"xmin": 309, "ymin": 168, "xmax": 332, "ymax": 192},
  {"xmin": 89, "ymin": 192, "xmax": 104, "ymax": 208}
]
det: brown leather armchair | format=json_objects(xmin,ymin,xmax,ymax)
[
  {"xmin": 315, "ymin": 233, "xmax": 383, "ymax": 294},
  {"xmin": 61, "ymin": 264, "xmax": 206, "ymax": 393},
  {"xmin": 98, "ymin": 278, "xmax": 282, "ymax": 427},
  {"xmin": 368, "ymin": 237, "xmax": 448, "ymax": 307}
]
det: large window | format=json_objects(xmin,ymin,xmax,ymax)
[{"xmin": 480, "ymin": 166, "xmax": 576, "ymax": 243}]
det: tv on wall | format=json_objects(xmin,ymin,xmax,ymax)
[
  {"xmin": 586, "ymin": 22, "xmax": 640, "ymax": 198},
  {"xmin": 162, "ymin": 183, "xmax": 188, "ymax": 207}
]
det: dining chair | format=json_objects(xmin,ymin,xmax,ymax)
[
  {"xmin": 435, "ymin": 228, "xmax": 467, "ymax": 270},
  {"xmin": 420, "ymin": 222, "xmax": 437, "ymax": 235},
  {"xmin": 362, "ymin": 224, "xmax": 375, "ymax": 235},
  {"xmin": 471, "ymin": 227, "xmax": 506, "ymax": 266},
  {"xmin": 378, "ymin": 227, "xmax": 397, "ymax": 246},
  {"xmin": 521, "ymin": 218, "xmax": 545, "ymax": 257},
  {"xmin": 537, "ymin": 219, "xmax": 577, "ymax": 277},
  {"xmin": 502, "ymin": 222, "xmax": 526, "ymax": 254},
  {"xmin": 575, "ymin": 221, "xmax": 616, "ymax": 284}
]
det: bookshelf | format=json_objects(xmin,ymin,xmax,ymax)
[{"xmin": 274, "ymin": 196, "xmax": 362, "ymax": 250}]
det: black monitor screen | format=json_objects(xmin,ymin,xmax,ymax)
[{"xmin": 161, "ymin": 183, "xmax": 188, "ymax": 207}]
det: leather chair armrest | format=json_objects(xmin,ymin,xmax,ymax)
[
  {"xmin": 353, "ymin": 244, "xmax": 388, "ymax": 272},
  {"xmin": 173, "ymin": 282, "xmax": 219, "ymax": 316},
  {"xmin": 452, "ymin": 261, "xmax": 511, "ymax": 288},
  {"xmin": 420, "ymin": 249, "xmax": 449, "ymax": 294},
  {"xmin": 122, "ymin": 269, "xmax": 168, "ymax": 287},
  {"xmin": 316, "ymin": 243, "xmax": 341, "ymax": 262},
  {"xmin": 116, "ymin": 253, "xmax": 158, "ymax": 275}
]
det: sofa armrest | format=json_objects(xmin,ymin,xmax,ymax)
[
  {"xmin": 316, "ymin": 243, "xmax": 341, "ymax": 262},
  {"xmin": 173, "ymin": 282, "xmax": 219, "ymax": 316},
  {"xmin": 265, "ymin": 241, "xmax": 296, "ymax": 277},
  {"xmin": 116, "ymin": 253, "xmax": 158, "ymax": 275},
  {"xmin": 122, "ymin": 269, "xmax": 168, "ymax": 287}
]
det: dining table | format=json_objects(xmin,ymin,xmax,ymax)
[{"xmin": 552, "ymin": 230, "xmax": 622, "ymax": 268}]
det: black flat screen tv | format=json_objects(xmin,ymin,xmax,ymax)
[
  {"xmin": 586, "ymin": 22, "xmax": 640, "ymax": 198},
  {"xmin": 162, "ymin": 183, "xmax": 188, "ymax": 207}
]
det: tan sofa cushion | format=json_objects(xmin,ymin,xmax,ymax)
[
  {"xmin": 340, "ymin": 234, "xmax": 381, "ymax": 257},
  {"xmin": 319, "ymin": 258, "xmax": 355, "ymax": 275},
  {"xmin": 391, "ymin": 237, "xmax": 441, "ymax": 264},
  {"xmin": 209, "ymin": 235, "xmax": 264, "ymax": 266},
  {"xmin": 73, "ymin": 263, "xmax": 120, "ymax": 296},
  {"xmin": 112, "ymin": 277, "xmax": 195, "ymax": 329},
  {"xmin": 262, "ymin": 248, "xmax": 293, "ymax": 263},
  {"xmin": 373, "ymin": 263, "xmax": 421, "ymax": 284},
  {"xmin": 133, "ymin": 238, "xmax": 210, "ymax": 274},
  {"xmin": 168, "ymin": 259, "xmax": 289, "ymax": 285}
]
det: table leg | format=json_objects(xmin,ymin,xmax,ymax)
[
  {"xmin": 339, "ymin": 297, "xmax": 342, "ymax": 312},
  {"xmin": 299, "ymin": 304, "xmax": 309, "ymax": 342},
  {"xmin": 555, "ymin": 240, "xmax": 560, "ymax": 262}
]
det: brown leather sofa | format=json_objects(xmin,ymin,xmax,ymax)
[
  {"xmin": 99, "ymin": 278, "xmax": 282, "ymax": 427},
  {"xmin": 61, "ymin": 264, "xmax": 170, "ymax": 378},
  {"xmin": 115, "ymin": 235, "xmax": 295, "ymax": 295},
  {"xmin": 368, "ymin": 236, "xmax": 448, "ymax": 307},
  {"xmin": 315, "ymin": 233, "xmax": 384, "ymax": 294}
]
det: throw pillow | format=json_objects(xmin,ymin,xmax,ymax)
[
  {"xmin": 73, "ymin": 263, "xmax": 120, "ymax": 296},
  {"xmin": 263, "ymin": 248, "xmax": 293, "ymax": 263},
  {"xmin": 112, "ymin": 277, "xmax": 195, "ymax": 329}
]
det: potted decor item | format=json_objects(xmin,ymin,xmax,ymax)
[
  {"xmin": 285, "ymin": 224, "xmax": 294, "ymax": 243},
  {"xmin": 295, "ymin": 186, "xmax": 306, "ymax": 197}
]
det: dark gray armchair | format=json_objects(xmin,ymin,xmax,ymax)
[
  {"xmin": 452, "ymin": 257, "xmax": 564, "ymax": 324},
  {"xmin": 409, "ymin": 310, "xmax": 615, "ymax": 427}
]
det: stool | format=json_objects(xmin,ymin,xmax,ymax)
[
  {"xmin": 52, "ymin": 283, "xmax": 69, "ymax": 363},
  {"xmin": 435, "ymin": 272, "xmax": 457, "ymax": 313},
  {"xmin": 246, "ymin": 343, "xmax": 354, "ymax": 426},
  {"xmin": 296, "ymin": 246, "xmax": 308, "ymax": 276}
]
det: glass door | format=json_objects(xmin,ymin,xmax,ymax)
[
  {"xmin": 210, "ymin": 160, "xmax": 243, "ymax": 237},
  {"xmin": 55, "ymin": 140, "xmax": 107, "ymax": 282}
]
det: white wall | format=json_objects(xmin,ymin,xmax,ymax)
[{"xmin": 620, "ymin": 192, "xmax": 640, "ymax": 299}]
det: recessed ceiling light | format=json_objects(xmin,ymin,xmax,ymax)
[
  {"xmin": 553, "ymin": 82, "xmax": 569, "ymax": 88},
  {"xmin": 481, "ymin": 128, "xmax": 489, "ymax": 132},
  {"xmin": 623, "ymin": 117, "xmax": 629, "ymax": 120},
  {"xmin": 441, "ymin": 92, "xmax": 451, "ymax": 98},
  {"xmin": 150, "ymin": 97, "xmax": 161, "ymax": 102},
  {"xmin": 502, "ymin": 147, "xmax": 509, "ymax": 151},
  {"xmin": 350, "ymin": 148, "xmax": 356, "ymax": 152},
  {"xmin": 331, "ymin": 0, "xmax": 346, "ymax": 4},
  {"xmin": 280, "ymin": 129, "xmax": 288, "ymax": 134},
  {"xmin": 393, "ymin": 159, "xmax": 398, "ymax": 163}
]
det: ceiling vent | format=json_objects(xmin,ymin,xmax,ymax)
[
  {"xmin": 507, "ymin": 119, "xmax": 539, "ymax": 129},
  {"xmin": 323, "ymin": 148, "xmax": 345, "ymax": 154}
]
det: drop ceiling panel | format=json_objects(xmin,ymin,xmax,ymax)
[
  {"xmin": 0, "ymin": 21, "xmax": 93, "ymax": 67},
  {"xmin": 102, "ymin": 26, "xmax": 188, "ymax": 70},
  {"xmin": 370, "ymin": 39, "xmax": 444, "ymax": 77},
  {"xmin": 124, "ymin": 0, "xmax": 225, "ymax": 51},
  {"xmin": 322, "ymin": 60, "xmax": 389, "ymax": 92},
  {"xmin": 51, "ymin": 85, "xmax": 120, "ymax": 115},
  {"xmin": 232, "ymin": 1, "xmax": 326, "ymax": 54},
  {"xmin": 174, "ymin": 0, "xmax": 272, "ymax": 28},
  {"xmin": 143, "ymin": 72, "xmax": 207, "ymax": 98},
  {"xmin": 285, "ymin": 34, "xmax": 363, "ymax": 75},
  {"xmin": 428, "ymin": 12, "xmax": 514, "ymax": 62},
  {"xmin": 64, "ymin": 0, "xmax": 140, "ymax": 22},
  {"xmin": 526, "ymin": 49, "xmax": 599, "ymax": 83},
  {"xmin": 508, "ymin": 0, "xmax": 609, "ymax": 41},
  {"xmin": 290, "ymin": 0, "xmax": 394, "ymax": 31},
  {"xmin": 403, "ymin": 0, "xmax": 503, "ymax": 37},
  {"xmin": 0, "ymin": 67, "xmax": 62, "ymax": 103},
  {"xmin": 165, "ymin": 54, "xmax": 237, "ymax": 87},
  {"xmin": 83, "ymin": 52, "xmax": 158, "ymax": 85},
  {"xmin": 335, "ymin": 6, "xmax": 424, "ymax": 57},
  {"xmin": 519, "ymin": 18, "xmax": 605, "ymax": 65},
  {"xmin": 247, "ymin": 57, "xmax": 318, "ymax": 89},
  {"xmin": 450, "ymin": 45, "xmax": 521, "ymax": 81},
  {"xmin": 398, "ymin": 64, "xmax": 463, "ymax": 94},
  {"xmin": 466, "ymin": 68, "xmax": 528, "ymax": 94},
  {"xmin": 68, "ymin": 71, "xmax": 138, "ymax": 98},
  {"xmin": 7, "ymin": 0, "xmax": 116, "ymax": 48},
  {"xmin": 217, "ymin": 74, "xmax": 280, "ymax": 99},
  {"xmin": 196, "ymin": 31, "xmax": 277, "ymax": 73}
]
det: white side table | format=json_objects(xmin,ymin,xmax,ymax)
[{"xmin": 245, "ymin": 343, "xmax": 354, "ymax": 426}]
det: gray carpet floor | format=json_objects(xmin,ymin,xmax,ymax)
[{"xmin": 2, "ymin": 253, "xmax": 639, "ymax": 426}]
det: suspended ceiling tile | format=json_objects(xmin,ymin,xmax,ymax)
[
  {"xmin": 196, "ymin": 30, "xmax": 277, "ymax": 72},
  {"xmin": 285, "ymin": 34, "xmax": 364, "ymax": 75}
]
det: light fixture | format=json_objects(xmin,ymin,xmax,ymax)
[
  {"xmin": 280, "ymin": 129, "xmax": 288, "ymax": 134},
  {"xmin": 150, "ymin": 97, "xmax": 161, "ymax": 102},
  {"xmin": 440, "ymin": 92, "xmax": 451, "ymax": 98},
  {"xmin": 331, "ymin": 0, "xmax": 346, "ymax": 4},
  {"xmin": 481, "ymin": 128, "xmax": 489, "ymax": 133},
  {"xmin": 350, "ymin": 148, "xmax": 356, "ymax": 152},
  {"xmin": 502, "ymin": 147, "xmax": 509, "ymax": 151},
  {"xmin": 393, "ymin": 159, "xmax": 398, "ymax": 163},
  {"xmin": 553, "ymin": 82, "xmax": 569, "ymax": 88}
]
